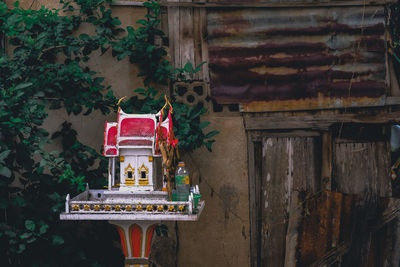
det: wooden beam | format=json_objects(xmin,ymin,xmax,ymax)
[
  {"xmin": 243, "ymin": 107, "xmax": 400, "ymax": 131},
  {"xmin": 321, "ymin": 132, "xmax": 332, "ymax": 191},
  {"xmin": 284, "ymin": 191, "xmax": 301, "ymax": 267},
  {"xmin": 247, "ymin": 135, "xmax": 261, "ymax": 267},
  {"xmin": 157, "ymin": 0, "xmax": 393, "ymax": 8},
  {"xmin": 386, "ymin": 97, "xmax": 400, "ymax": 106},
  {"xmin": 111, "ymin": 1, "xmax": 146, "ymax": 6}
]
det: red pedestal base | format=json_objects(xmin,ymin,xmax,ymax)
[{"xmin": 110, "ymin": 221, "xmax": 156, "ymax": 267}]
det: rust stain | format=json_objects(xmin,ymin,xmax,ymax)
[
  {"xmin": 241, "ymin": 96, "xmax": 386, "ymax": 112},
  {"xmin": 296, "ymin": 191, "xmax": 356, "ymax": 266},
  {"xmin": 207, "ymin": 6, "xmax": 388, "ymax": 110}
]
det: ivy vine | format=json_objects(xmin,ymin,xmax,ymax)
[{"xmin": 0, "ymin": 0, "xmax": 217, "ymax": 266}]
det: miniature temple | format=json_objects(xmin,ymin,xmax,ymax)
[{"xmin": 60, "ymin": 104, "xmax": 204, "ymax": 266}]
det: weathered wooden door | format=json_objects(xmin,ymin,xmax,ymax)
[
  {"xmin": 249, "ymin": 134, "xmax": 321, "ymax": 267},
  {"xmin": 334, "ymin": 140, "xmax": 392, "ymax": 197},
  {"xmin": 248, "ymin": 127, "xmax": 396, "ymax": 267}
]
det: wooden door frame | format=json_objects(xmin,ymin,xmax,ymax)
[{"xmin": 247, "ymin": 130, "xmax": 323, "ymax": 267}]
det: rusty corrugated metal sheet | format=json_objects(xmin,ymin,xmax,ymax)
[
  {"xmin": 207, "ymin": 6, "xmax": 388, "ymax": 111},
  {"xmin": 207, "ymin": 0, "xmax": 388, "ymax": 4}
]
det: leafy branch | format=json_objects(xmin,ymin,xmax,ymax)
[{"xmin": 0, "ymin": 0, "xmax": 217, "ymax": 265}]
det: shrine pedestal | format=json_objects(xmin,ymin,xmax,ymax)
[
  {"xmin": 60, "ymin": 189, "xmax": 205, "ymax": 266},
  {"xmin": 110, "ymin": 221, "xmax": 155, "ymax": 267}
]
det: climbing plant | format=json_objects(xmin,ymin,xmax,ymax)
[{"xmin": 0, "ymin": 0, "xmax": 217, "ymax": 266}]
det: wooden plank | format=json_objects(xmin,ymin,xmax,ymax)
[
  {"xmin": 261, "ymin": 136, "xmax": 319, "ymax": 266},
  {"xmin": 167, "ymin": 6, "xmax": 180, "ymax": 68},
  {"xmin": 385, "ymin": 96, "xmax": 400, "ymax": 105},
  {"xmin": 243, "ymin": 108, "xmax": 400, "ymax": 130},
  {"xmin": 179, "ymin": 7, "xmax": 194, "ymax": 78},
  {"xmin": 389, "ymin": 55, "xmax": 400, "ymax": 96},
  {"xmin": 200, "ymin": 8, "xmax": 209, "ymax": 82},
  {"xmin": 294, "ymin": 137, "xmax": 319, "ymax": 192},
  {"xmin": 333, "ymin": 138, "xmax": 392, "ymax": 267},
  {"xmin": 334, "ymin": 141, "xmax": 392, "ymax": 197},
  {"xmin": 193, "ymin": 7, "xmax": 202, "ymax": 80},
  {"xmin": 158, "ymin": 0, "xmax": 394, "ymax": 8},
  {"xmin": 249, "ymin": 131, "xmax": 320, "ymax": 138},
  {"xmin": 247, "ymin": 134, "xmax": 258, "ymax": 267},
  {"xmin": 284, "ymin": 191, "xmax": 301, "ymax": 267},
  {"xmin": 261, "ymin": 137, "xmax": 290, "ymax": 267},
  {"xmin": 321, "ymin": 132, "xmax": 332, "ymax": 191}
]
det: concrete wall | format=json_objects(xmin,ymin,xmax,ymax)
[
  {"xmin": 179, "ymin": 115, "xmax": 250, "ymax": 267},
  {"xmin": 6, "ymin": 1, "xmax": 251, "ymax": 266}
]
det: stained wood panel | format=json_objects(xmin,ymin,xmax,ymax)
[
  {"xmin": 260, "ymin": 136, "xmax": 319, "ymax": 267},
  {"xmin": 334, "ymin": 141, "xmax": 392, "ymax": 197},
  {"xmin": 167, "ymin": 5, "xmax": 209, "ymax": 81}
]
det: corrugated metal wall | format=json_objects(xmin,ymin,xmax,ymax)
[
  {"xmin": 208, "ymin": 0, "xmax": 377, "ymax": 3},
  {"xmin": 207, "ymin": 5, "xmax": 388, "ymax": 111}
]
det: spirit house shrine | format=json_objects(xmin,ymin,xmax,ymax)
[{"xmin": 60, "ymin": 104, "xmax": 204, "ymax": 266}]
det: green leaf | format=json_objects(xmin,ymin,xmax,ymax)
[
  {"xmin": 136, "ymin": 19, "xmax": 148, "ymax": 25},
  {"xmin": 14, "ymin": 82, "xmax": 33, "ymax": 90},
  {"xmin": 39, "ymin": 224, "xmax": 49, "ymax": 235},
  {"xmin": 134, "ymin": 88, "xmax": 146, "ymax": 94},
  {"xmin": 183, "ymin": 62, "xmax": 194, "ymax": 73},
  {"xmin": 0, "ymin": 150, "xmax": 11, "ymax": 162},
  {"xmin": 199, "ymin": 121, "xmax": 210, "ymax": 129},
  {"xmin": 5, "ymin": 230, "xmax": 16, "ymax": 238},
  {"xmin": 10, "ymin": 118, "xmax": 23, "ymax": 123},
  {"xmin": 25, "ymin": 220, "xmax": 35, "ymax": 231},
  {"xmin": 17, "ymin": 243, "xmax": 26, "ymax": 254},
  {"xmin": 26, "ymin": 236, "xmax": 37, "ymax": 244},
  {"xmin": 20, "ymin": 232, "xmax": 32, "ymax": 240},
  {"xmin": 193, "ymin": 61, "xmax": 206, "ymax": 73},
  {"xmin": 205, "ymin": 130, "xmax": 219, "ymax": 139},
  {"xmin": 52, "ymin": 235, "xmax": 64, "ymax": 245},
  {"xmin": 0, "ymin": 166, "xmax": 12, "ymax": 178},
  {"xmin": 111, "ymin": 18, "xmax": 121, "ymax": 26}
]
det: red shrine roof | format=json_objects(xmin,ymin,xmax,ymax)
[{"xmin": 103, "ymin": 108, "xmax": 169, "ymax": 157}]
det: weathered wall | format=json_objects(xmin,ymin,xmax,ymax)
[
  {"xmin": 42, "ymin": 4, "xmax": 147, "ymax": 151},
  {"xmin": 7, "ymin": 1, "xmax": 250, "ymax": 266},
  {"xmin": 179, "ymin": 115, "xmax": 250, "ymax": 267}
]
